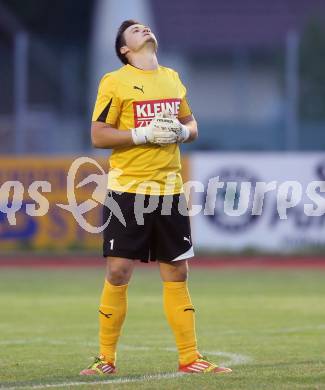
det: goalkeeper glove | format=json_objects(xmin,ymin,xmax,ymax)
[
  {"xmin": 131, "ymin": 112, "xmax": 178, "ymax": 146},
  {"xmin": 161, "ymin": 110, "xmax": 190, "ymax": 143},
  {"xmin": 172, "ymin": 123, "xmax": 190, "ymax": 143}
]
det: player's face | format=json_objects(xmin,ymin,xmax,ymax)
[{"xmin": 122, "ymin": 24, "xmax": 158, "ymax": 53}]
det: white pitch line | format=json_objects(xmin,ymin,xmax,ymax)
[
  {"xmin": 0, "ymin": 337, "xmax": 252, "ymax": 367},
  {"xmin": 267, "ymin": 324, "xmax": 325, "ymax": 334},
  {"xmin": 193, "ymin": 324, "xmax": 325, "ymax": 336},
  {"xmin": 0, "ymin": 339, "xmax": 67, "ymax": 346},
  {"xmin": 3, "ymin": 372, "xmax": 182, "ymax": 390},
  {"xmin": 3, "ymin": 324, "xmax": 323, "ymax": 348},
  {"xmin": 0, "ymin": 338, "xmax": 252, "ymax": 366},
  {"xmin": 202, "ymin": 351, "xmax": 252, "ymax": 366},
  {"xmin": 163, "ymin": 347, "xmax": 252, "ymax": 366},
  {"xmin": 2, "ymin": 344, "xmax": 251, "ymax": 389}
]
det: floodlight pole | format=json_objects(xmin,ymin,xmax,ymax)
[
  {"xmin": 14, "ymin": 31, "xmax": 28, "ymax": 154},
  {"xmin": 285, "ymin": 30, "xmax": 300, "ymax": 151}
]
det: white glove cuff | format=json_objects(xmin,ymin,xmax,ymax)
[
  {"xmin": 180, "ymin": 124, "xmax": 190, "ymax": 142},
  {"xmin": 131, "ymin": 127, "xmax": 148, "ymax": 145}
]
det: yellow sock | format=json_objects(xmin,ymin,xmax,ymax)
[
  {"xmin": 163, "ymin": 281, "xmax": 199, "ymax": 366},
  {"xmin": 99, "ymin": 280, "xmax": 128, "ymax": 364}
]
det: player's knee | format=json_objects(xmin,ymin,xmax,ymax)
[
  {"xmin": 173, "ymin": 261, "xmax": 189, "ymax": 281},
  {"xmin": 161, "ymin": 262, "xmax": 188, "ymax": 282},
  {"xmin": 175, "ymin": 268, "xmax": 188, "ymax": 281},
  {"xmin": 107, "ymin": 265, "xmax": 132, "ymax": 285}
]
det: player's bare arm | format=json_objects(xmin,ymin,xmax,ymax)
[
  {"xmin": 91, "ymin": 122, "xmax": 134, "ymax": 149},
  {"xmin": 91, "ymin": 118, "xmax": 179, "ymax": 148},
  {"xmin": 91, "ymin": 114, "xmax": 197, "ymax": 149}
]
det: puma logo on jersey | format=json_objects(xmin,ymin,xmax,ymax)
[{"xmin": 133, "ymin": 85, "xmax": 144, "ymax": 93}]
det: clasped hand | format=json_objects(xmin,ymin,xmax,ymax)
[{"xmin": 131, "ymin": 110, "xmax": 189, "ymax": 146}]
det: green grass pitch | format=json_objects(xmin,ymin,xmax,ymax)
[{"xmin": 0, "ymin": 265, "xmax": 324, "ymax": 389}]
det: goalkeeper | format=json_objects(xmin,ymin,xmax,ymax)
[{"xmin": 80, "ymin": 20, "xmax": 232, "ymax": 375}]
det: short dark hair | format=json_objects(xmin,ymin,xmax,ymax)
[{"xmin": 115, "ymin": 19, "xmax": 141, "ymax": 64}]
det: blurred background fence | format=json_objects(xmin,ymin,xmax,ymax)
[
  {"xmin": 1, "ymin": 0, "xmax": 325, "ymax": 154},
  {"xmin": 1, "ymin": 0, "xmax": 325, "ymax": 254}
]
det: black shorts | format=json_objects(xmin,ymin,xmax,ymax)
[{"xmin": 102, "ymin": 190, "xmax": 194, "ymax": 263}]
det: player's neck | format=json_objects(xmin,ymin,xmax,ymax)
[{"xmin": 129, "ymin": 50, "xmax": 158, "ymax": 71}]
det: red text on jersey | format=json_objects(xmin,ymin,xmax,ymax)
[{"xmin": 133, "ymin": 99, "xmax": 181, "ymax": 127}]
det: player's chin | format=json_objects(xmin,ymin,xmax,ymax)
[{"xmin": 144, "ymin": 36, "xmax": 158, "ymax": 49}]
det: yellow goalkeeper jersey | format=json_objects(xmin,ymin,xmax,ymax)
[{"xmin": 92, "ymin": 64, "xmax": 192, "ymax": 195}]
